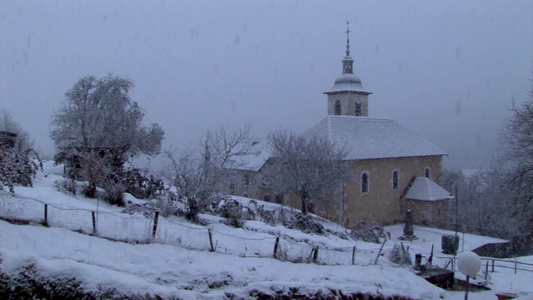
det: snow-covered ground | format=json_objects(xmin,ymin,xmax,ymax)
[{"xmin": 0, "ymin": 162, "xmax": 532, "ymax": 299}]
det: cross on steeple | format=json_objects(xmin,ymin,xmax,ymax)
[{"xmin": 345, "ymin": 21, "xmax": 351, "ymax": 56}]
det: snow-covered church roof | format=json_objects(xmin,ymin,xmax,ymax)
[
  {"xmin": 404, "ymin": 177, "xmax": 454, "ymax": 201},
  {"xmin": 327, "ymin": 70, "xmax": 370, "ymax": 94},
  {"xmin": 304, "ymin": 116, "xmax": 447, "ymax": 161}
]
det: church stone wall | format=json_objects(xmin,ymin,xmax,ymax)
[
  {"xmin": 321, "ymin": 155, "xmax": 443, "ymax": 229},
  {"xmin": 273, "ymin": 155, "xmax": 444, "ymax": 229},
  {"xmin": 327, "ymin": 92, "xmax": 368, "ymax": 116},
  {"xmin": 404, "ymin": 198, "xmax": 450, "ymax": 229}
]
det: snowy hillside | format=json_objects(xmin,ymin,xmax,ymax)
[{"xmin": 0, "ymin": 162, "xmax": 532, "ymax": 299}]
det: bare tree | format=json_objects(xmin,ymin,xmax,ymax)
[
  {"xmin": 50, "ymin": 75, "xmax": 164, "ymax": 200},
  {"xmin": 267, "ymin": 128, "xmax": 348, "ymax": 215},
  {"xmin": 165, "ymin": 124, "xmax": 251, "ymax": 221}
]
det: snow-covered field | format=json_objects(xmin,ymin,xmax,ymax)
[{"xmin": 0, "ymin": 162, "xmax": 532, "ymax": 299}]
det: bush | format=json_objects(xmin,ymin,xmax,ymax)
[
  {"xmin": 120, "ymin": 168, "xmax": 166, "ymax": 200},
  {"xmin": 0, "ymin": 262, "xmax": 89, "ymax": 299},
  {"xmin": 103, "ymin": 182, "xmax": 126, "ymax": 207},
  {"xmin": 219, "ymin": 199, "xmax": 245, "ymax": 227},
  {"xmin": 350, "ymin": 222, "xmax": 386, "ymax": 243},
  {"xmin": 288, "ymin": 213, "xmax": 324, "ymax": 234},
  {"xmin": 0, "ymin": 146, "xmax": 41, "ymax": 193},
  {"xmin": 0, "ymin": 256, "xmax": 177, "ymax": 299},
  {"xmin": 256, "ymin": 205, "xmax": 276, "ymax": 226},
  {"xmin": 55, "ymin": 178, "xmax": 79, "ymax": 195},
  {"xmin": 247, "ymin": 200, "xmax": 277, "ymax": 226},
  {"xmin": 122, "ymin": 198, "xmax": 182, "ymax": 219},
  {"xmin": 389, "ymin": 243, "xmax": 412, "ymax": 266}
]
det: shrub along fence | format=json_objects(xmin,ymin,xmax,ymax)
[{"xmin": 0, "ymin": 193, "xmax": 374, "ymax": 266}]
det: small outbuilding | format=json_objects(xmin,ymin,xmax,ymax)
[{"xmin": 404, "ymin": 177, "xmax": 454, "ymax": 228}]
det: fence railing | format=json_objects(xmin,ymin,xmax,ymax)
[
  {"xmin": 0, "ymin": 193, "xmax": 373, "ymax": 266},
  {"xmin": 437, "ymin": 255, "xmax": 533, "ymax": 277}
]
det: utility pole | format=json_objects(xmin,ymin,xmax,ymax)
[
  {"xmin": 452, "ymin": 183, "xmax": 459, "ymax": 272},
  {"xmin": 454, "ymin": 184, "xmax": 459, "ymax": 247}
]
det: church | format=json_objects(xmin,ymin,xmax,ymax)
[{"xmin": 231, "ymin": 27, "xmax": 453, "ymax": 230}]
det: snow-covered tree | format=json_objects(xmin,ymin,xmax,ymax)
[
  {"xmin": 504, "ymin": 86, "xmax": 533, "ymax": 197},
  {"xmin": 443, "ymin": 168, "xmax": 521, "ymax": 238},
  {"xmin": 0, "ymin": 109, "xmax": 31, "ymax": 150},
  {"xmin": 441, "ymin": 78, "xmax": 533, "ymax": 248},
  {"xmin": 500, "ymin": 80, "xmax": 533, "ymax": 240},
  {"xmin": 165, "ymin": 125, "xmax": 251, "ymax": 221},
  {"xmin": 267, "ymin": 128, "xmax": 348, "ymax": 215},
  {"xmin": 0, "ymin": 109, "xmax": 41, "ymax": 193},
  {"xmin": 50, "ymin": 75, "xmax": 164, "ymax": 200}
]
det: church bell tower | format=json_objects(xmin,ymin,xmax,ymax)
[{"xmin": 324, "ymin": 22, "xmax": 372, "ymax": 117}]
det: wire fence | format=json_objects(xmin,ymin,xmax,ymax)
[{"xmin": 0, "ymin": 193, "xmax": 368, "ymax": 266}]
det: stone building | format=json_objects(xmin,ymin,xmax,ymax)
[{"xmin": 231, "ymin": 27, "xmax": 453, "ymax": 229}]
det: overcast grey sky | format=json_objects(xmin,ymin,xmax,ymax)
[{"xmin": 1, "ymin": 0, "xmax": 532, "ymax": 169}]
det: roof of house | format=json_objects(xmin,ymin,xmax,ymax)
[
  {"xmin": 230, "ymin": 138, "xmax": 271, "ymax": 172},
  {"xmin": 404, "ymin": 177, "xmax": 454, "ymax": 201},
  {"xmin": 304, "ymin": 116, "xmax": 447, "ymax": 160}
]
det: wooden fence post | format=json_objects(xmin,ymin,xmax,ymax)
[
  {"xmin": 152, "ymin": 211, "xmax": 159, "ymax": 239},
  {"xmin": 428, "ymin": 244, "xmax": 434, "ymax": 265},
  {"xmin": 451, "ymin": 256, "xmax": 455, "ymax": 272},
  {"xmin": 492, "ymin": 259, "xmax": 495, "ymax": 272},
  {"xmin": 374, "ymin": 239, "xmax": 386, "ymax": 265},
  {"xmin": 485, "ymin": 261, "xmax": 489, "ymax": 280},
  {"xmin": 273, "ymin": 236, "xmax": 280, "ymax": 259},
  {"xmin": 91, "ymin": 211, "xmax": 96, "ymax": 234},
  {"xmin": 43, "ymin": 204, "xmax": 48, "ymax": 227},
  {"xmin": 312, "ymin": 247, "xmax": 319, "ymax": 263},
  {"xmin": 208, "ymin": 228, "xmax": 215, "ymax": 252},
  {"xmin": 352, "ymin": 246, "xmax": 356, "ymax": 265}
]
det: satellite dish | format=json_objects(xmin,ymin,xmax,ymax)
[{"xmin": 457, "ymin": 251, "xmax": 481, "ymax": 278}]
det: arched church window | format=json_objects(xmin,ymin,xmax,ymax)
[
  {"xmin": 334, "ymin": 100, "xmax": 341, "ymax": 115},
  {"xmin": 425, "ymin": 167, "xmax": 431, "ymax": 179},
  {"xmin": 345, "ymin": 64, "xmax": 352, "ymax": 73},
  {"xmin": 392, "ymin": 171, "xmax": 399, "ymax": 190},
  {"xmin": 355, "ymin": 98, "xmax": 362, "ymax": 116},
  {"xmin": 361, "ymin": 172, "xmax": 369, "ymax": 193}
]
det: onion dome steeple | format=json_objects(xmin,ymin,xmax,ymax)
[
  {"xmin": 325, "ymin": 22, "xmax": 372, "ymax": 117},
  {"xmin": 326, "ymin": 22, "xmax": 370, "ymax": 95}
]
